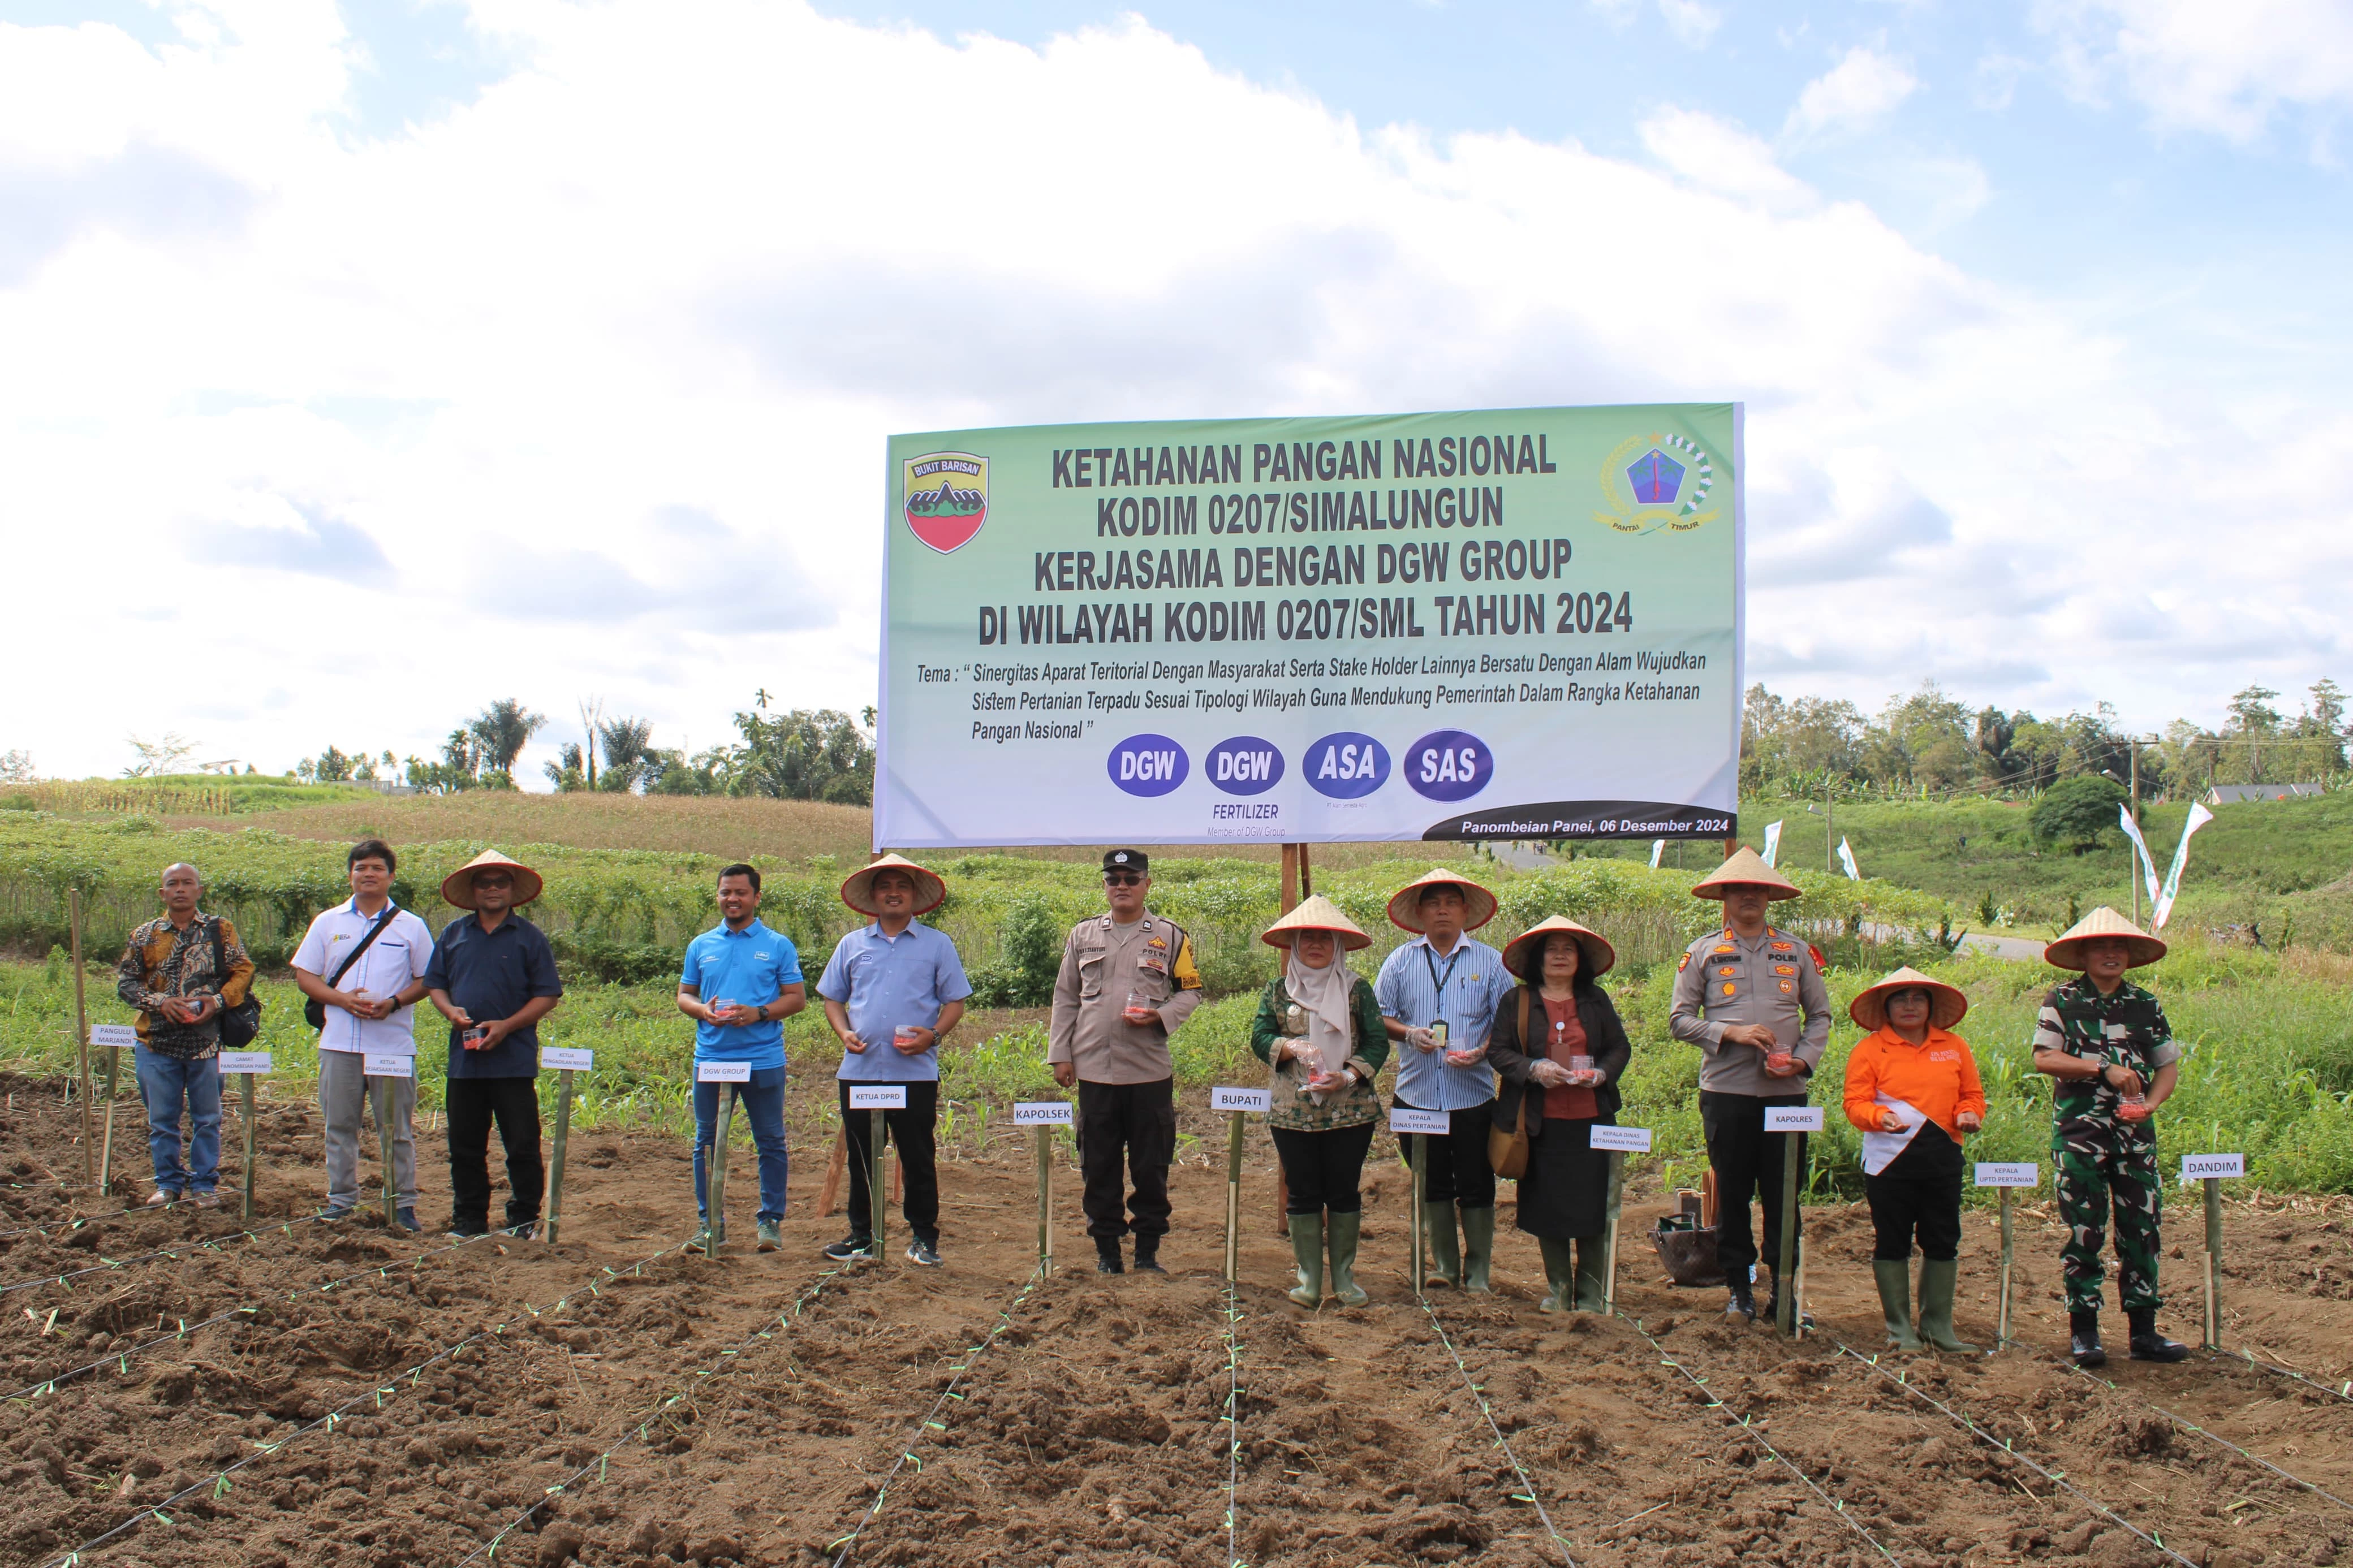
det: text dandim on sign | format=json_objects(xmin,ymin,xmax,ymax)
[{"xmin": 878, "ymin": 405, "xmax": 1743, "ymax": 846}]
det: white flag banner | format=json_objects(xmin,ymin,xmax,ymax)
[
  {"xmin": 2117, "ymin": 805, "xmax": 2161, "ymax": 904},
  {"xmin": 1837, "ymin": 836, "xmax": 1860, "ymax": 881},
  {"xmin": 2152, "ymin": 802, "xmax": 2216, "ymax": 930},
  {"xmin": 1761, "ymin": 820, "xmax": 1783, "ymax": 868},
  {"xmin": 1649, "ymin": 839, "xmax": 1665, "ymax": 869}
]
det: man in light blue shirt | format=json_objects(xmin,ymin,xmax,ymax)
[
  {"xmin": 1373, "ymin": 868, "xmax": 1515, "ymax": 1292},
  {"xmin": 816, "ymin": 854, "xmax": 971, "ymax": 1267},
  {"xmin": 676, "ymin": 863, "xmax": 806, "ymax": 1251}
]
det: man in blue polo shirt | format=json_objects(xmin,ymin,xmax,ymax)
[
  {"xmin": 816, "ymin": 854, "xmax": 971, "ymax": 1267},
  {"xmin": 424, "ymin": 850, "xmax": 564, "ymax": 1239},
  {"xmin": 676, "ymin": 863, "xmax": 806, "ymax": 1251}
]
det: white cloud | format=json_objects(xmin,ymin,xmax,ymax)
[
  {"xmin": 1586, "ymin": 0, "xmax": 1721, "ymax": 50},
  {"xmin": 1785, "ymin": 45, "xmax": 1921, "ymax": 144},
  {"xmin": 0, "ymin": 0, "xmax": 2345, "ymax": 779},
  {"xmin": 2038, "ymin": 0, "xmax": 2353, "ymax": 147}
]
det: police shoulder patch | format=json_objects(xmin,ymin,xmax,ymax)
[{"xmin": 1677, "ymin": 953, "xmax": 1690, "ymax": 972}]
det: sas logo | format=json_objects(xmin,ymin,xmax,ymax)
[
  {"xmin": 1304, "ymin": 732, "xmax": 1388, "ymax": 800},
  {"xmin": 1403, "ymin": 730, "xmax": 1492, "ymax": 802},
  {"xmin": 1207, "ymin": 736, "xmax": 1284, "ymax": 797},
  {"xmin": 1595, "ymin": 431, "xmax": 1720, "ymax": 536},
  {"xmin": 1107, "ymin": 734, "xmax": 1188, "ymax": 798},
  {"xmin": 902, "ymin": 451, "xmax": 989, "ymax": 554}
]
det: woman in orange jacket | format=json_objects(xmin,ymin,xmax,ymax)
[{"xmin": 1842, "ymin": 966, "xmax": 1985, "ymax": 1352}]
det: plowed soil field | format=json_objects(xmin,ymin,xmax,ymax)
[{"xmin": 3, "ymin": 1071, "xmax": 2350, "ymax": 1568}]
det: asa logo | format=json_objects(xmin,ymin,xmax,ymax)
[
  {"xmin": 902, "ymin": 451, "xmax": 989, "ymax": 554},
  {"xmin": 1304, "ymin": 732, "xmax": 1388, "ymax": 800},
  {"xmin": 1107, "ymin": 734, "xmax": 1188, "ymax": 798},
  {"xmin": 1207, "ymin": 736, "xmax": 1284, "ymax": 797},
  {"xmin": 1404, "ymin": 730, "xmax": 1492, "ymax": 801}
]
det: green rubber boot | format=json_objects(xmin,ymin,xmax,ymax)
[
  {"xmin": 1873, "ymin": 1259, "xmax": 1924, "ymax": 1350},
  {"xmin": 1537, "ymin": 1237, "xmax": 1576, "ymax": 1312},
  {"xmin": 1917, "ymin": 1258, "xmax": 1977, "ymax": 1353},
  {"xmin": 1286, "ymin": 1213, "xmax": 1325, "ymax": 1307},
  {"xmin": 1326, "ymin": 1210, "xmax": 1368, "ymax": 1307},
  {"xmin": 1421, "ymin": 1203, "xmax": 1462, "ymax": 1288},
  {"xmin": 1459, "ymin": 1206, "xmax": 1496, "ymax": 1293},
  {"xmin": 1572, "ymin": 1236, "xmax": 1609, "ymax": 1312}
]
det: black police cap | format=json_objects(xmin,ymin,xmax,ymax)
[{"xmin": 1102, "ymin": 849, "xmax": 1149, "ymax": 874}]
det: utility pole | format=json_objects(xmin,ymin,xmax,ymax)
[
  {"xmin": 2128, "ymin": 740, "xmax": 2141, "ymax": 926},
  {"xmin": 1825, "ymin": 777, "xmax": 1835, "ymax": 876}
]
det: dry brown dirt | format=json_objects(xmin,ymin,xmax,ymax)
[{"xmin": 2, "ymin": 1072, "xmax": 2350, "ymax": 1568}]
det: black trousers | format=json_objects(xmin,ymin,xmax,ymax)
[
  {"xmin": 1270, "ymin": 1121, "xmax": 1376, "ymax": 1215},
  {"xmin": 837, "ymin": 1079, "xmax": 941, "ymax": 1245},
  {"xmin": 1395, "ymin": 1096, "xmax": 1497, "ymax": 1208},
  {"xmin": 1865, "ymin": 1123, "xmax": 1963, "ymax": 1262},
  {"xmin": 1077, "ymin": 1078, "xmax": 1175, "ymax": 1244},
  {"xmin": 446, "ymin": 1077, "xmax": 544, "ymax": 1228},
  {"xmin": 1699, "ymin": 1089, "xmax": 1808, "ymax": 1281}
]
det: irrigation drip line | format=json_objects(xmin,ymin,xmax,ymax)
[
  {"xmin": 1619, "ymin": 1315, "xmax": 1902, "ymax": 1565},
  {"xmin": 0, "ymin": 1213, "xmax": 327, "ymax": 1297},
  {"xmin": 0, "ymin": 1200, "xmax": 161, "ymax": 1241},
  {"xmin": 456, "ymin": 1255, "xmax": 863, "ymax": 1566},
  {"xmin": 38, "ymin": 1233, "xmax": 700, "ymax": 1568},
  {"xmin": 825, "ymin": 1264, "xmax": 1047, "ymax": 1568},
  {"xmin": 1828, "ymin": 1342, "xmax": 2196, "ymax": 1568},
  {"xmin": 2218, "ymin": 1347, "xmax": 2353, "ymax": 1406},
  {"xmin": 1221, "ymin": 1282, "xmax": 1243, "ymax": 1568},
  {"xmin": 4, "ymin": 1221, "xmax": 541, "ymax": 1405},
  {"xmin": 1416, "ymin": 1295, "xmax": 1579, "ymax": 1567},
  {"xmin": 2057, "ymin": 1359, "xmax": 2353, "ymax": 1515}
]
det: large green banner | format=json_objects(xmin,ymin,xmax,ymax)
[{"xmin": 877, "ymin": 403, "xmax": 1742, "ymax": 847}]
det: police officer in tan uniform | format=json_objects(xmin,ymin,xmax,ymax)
[
  {"xmin": 1667, "ymin": 846, "xmax": 1831, "ymax": 1324},
  {"xmin": 1049, "ymin": 849, "xmax": 1204, "ymax": 1275}
]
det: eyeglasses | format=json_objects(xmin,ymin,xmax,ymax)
[{"xmin": 1103, "ymin": 874, "xmax": 1144, "ymax": 887}]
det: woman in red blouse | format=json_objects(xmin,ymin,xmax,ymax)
[{"xmin": 1485, "ymin": 915, "xmax": 1634, "ymax": 1312}]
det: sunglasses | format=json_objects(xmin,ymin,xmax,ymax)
[{"xmin": 1103, "ymin": 873, "xmax": 1144, "ymax": 887}]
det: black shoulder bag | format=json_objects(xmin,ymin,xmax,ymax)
[
  {"xmin": 302, "ymin": 907, "xmax": 399, "ymax": 1031},
  {"xmin": 208, "ymin": 918, "xmax": 264, "ymax": 1048}
]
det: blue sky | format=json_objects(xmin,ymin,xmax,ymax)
[{"xmin": 1, "ymin": 0, "xmax": 2348, "ymax": 781}]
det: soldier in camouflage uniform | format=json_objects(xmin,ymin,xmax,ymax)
[{"xmin": 2030, "ymin": 906, "xmax": 2191, "ymax": 1367}]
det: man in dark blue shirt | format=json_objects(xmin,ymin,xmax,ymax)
[{"xmin": 425, "ymin": 851, "xmax": 564, "ymax": 1238}]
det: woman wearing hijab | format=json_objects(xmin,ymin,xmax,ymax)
[
  {"xmin": 1252, "ymin": 895, "xmax": 1389, "ymax": 1308},
  {"xmin": 1485, "ymin": 916, "xmax": 1633, "ymax": 1313},
  {"xmin": 1842, "ymin": 966, "xmax": 1985, "ymax": 1352}
]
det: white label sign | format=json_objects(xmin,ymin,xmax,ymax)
[
  {"xmin": 541, "ymin": 1047, "xmax": 594, "ymax": 1072},
  {"xmin": 1974, "ymin": 1162, "xmax": 2040, "ymax": 1189},
  {"xmin": 217, "ymin": 1052, "xmax": 273, "ymax": 1075},
  {"xmin": 1012, "ymin": 1101, "xmax": 1074, "ymax": 1126},
  {"xmin": 1390, "ymin": 1107, "xmax": 1451, "ymax": 1135},
  {"xmin": 1210, "ymin": 1087, "xmax": 1272, "ymax": 1114},
  {"xmin": 1589, "ymin": 1125, "xmax": 1653, "ymax": 1154},
  {"xmin": 848, "ymin": 1084, "xmax": 909, "ymax": 1109},
  {"xmin": 363, "ymin": 1053, "xmax": 415, "ymax": 1078},
  {"xmin": 2182, "ymin": 1153, "xmax": 2245, "ymax": 1182},
  {"xmin": 696, "ymin": 1060, "xmax": 752, "ymax": 1082},
  {"xmin": 90, "ymin": 1023, "xmax": 138, "ymax": 1049},
  {"xmin": 1764, "ymin": 1107, "xmax": 1825, "ymax": 1133}
]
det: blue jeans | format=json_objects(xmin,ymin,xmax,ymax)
[
  {"xmin": 693, "ymin": 1067, "xmax": 789, "ymax": 1223},
  {"xmin": 134, "ymin": 1046, "xmax": 222, "ymax": 1194}
]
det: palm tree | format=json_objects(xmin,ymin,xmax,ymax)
[
  {"xmin": 469, "ymin": 699, "xmax": 548, "ymax": 777},
  {"xmin": 596, "ymin": 716, "xmax": 656, "ymax": 792}
]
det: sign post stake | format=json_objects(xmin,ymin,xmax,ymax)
[
  {"xmin": 1997, "ymin": 1186, "xmax": 2014, "ymax": 1348},
  {"xmin": 1410, "ymin": 1133, "xmax": 1427, "ymax": 1293},
  {"xmin": 1036, "ymin": 1123, "xmax": 1053, "ymax": 1275},
  {"xmin": 2202, "ymin": 1174, "xmax": 2223, "ymax": 1351},
  {"xmin": 370, "ymin": 1075, "xmax": 398, "ymax": 1224},
  {"xmin": 98, "ymin": 1047, "xmax": 121, "ymax": 1193},
  {"xmin": 544, "ymin": 1069, "xmax": 576, "ymax": 1245},
  {"xmin": 706, "ymin": 1087, "xmax": 734, "ymax": 1256},
  {"xmin": 1775, "ymin": 1131, "xmax": 1802, "ymax": 1337},
  {"xmin": 71, "ymin": 889, "xmax": 92, "ymax": 1188},
  {"xmin": 870, "ymin": 1107, "xmax": 889, "ymax": 1268},
  {"xmin": 1600, "ymin": 1148, "xmax": 1627, "ymax": 1315},
  {"xmin": 240, "ymin": 1074, "xmax": 258, "ymax": 1219},
  {"xmin": 1223, "ymin": 1110, "xmax": 1244, "ymax": 1284}
]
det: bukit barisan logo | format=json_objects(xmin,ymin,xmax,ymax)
[
  {"xmin": 1594, "ymin": 432, "xmax": 1718, "ymax": 535},
  {"xmin": 902, "ymin": 451, "xmax": 989, "ymax": 554}
]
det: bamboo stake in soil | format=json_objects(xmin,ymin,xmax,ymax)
[
  {"xmin": 1410, "ymin": 1131, "xmax": 1427, "ymax": 1292},
  {"xmin": 370, "ymin": 1075, "xmax": 398, "ymax": 1223},
  {"xmin": 1997, "ymin": 1187, "xmax": 2015, "ymax": 1347},
  {"xmin": 705, "ymin": 1086, "xmax": 735, "ymax": 1255},
  {"xmin": 2203, "ymin": 1174, "xmax": 2224, "ymax": 1351},
  {"xmin": 543, "ymin": 1068, "xmax": 576, "ymax": 1245},
  {"xmin": 240, "ymin": 1073, "xmax": 258, "ymax": 1220},
  {"xmin": 97, "ymin": 1048, "xmax": 120, "ymax": 1194},
  {"xmin": 869, "ymin": 1107, "xmax": 888, "ymax": 1267},
  {"xmin": 1223, "ymin": 1109, "xmax": 1244, "ymax": 1283},
  {"xmin": 70, "ymin": 891, "xmax": 91, "ymax": 1189},
  {"xmin": 1036, "ymin": 1122, "xmax": 1054, "ymax": 1275},
  {"xmin": 1775, "ymin": 1129, "xmax": 1802, "ymax": 1336},
  {"xmin": 1601, "ymin": 1147, "xmax": 1626, "ymax": 1314}
]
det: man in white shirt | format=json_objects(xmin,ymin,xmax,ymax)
[{"xmin": 292, "ymin": 838, "xmax": 433, "ymax": 1228}]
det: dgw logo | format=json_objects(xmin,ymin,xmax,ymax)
[
  {"xmin": 1208, "ymin": 737, "xmax": 1285, "ymax": 797},
  {"xmin": 1107, "ymin": 735, "xmax": 1188, "ymax": 797}
]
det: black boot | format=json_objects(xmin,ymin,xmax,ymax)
[
  {"xmin": 1725, "ymin": 1273, "xmax": 1756, "ymax": 1321},
  {"xmin": 2068, "ymin": 1308, "xmax": 2105, "ymax": 1367},
  {"xmin": 2127, "ymin": 1307, "xmax": 2190, "ymax": 1362},
  {"xmin": 1095, "ymin": 1238, "xmax": 1124, "ymax": 1275},
  {"xmin": 1131, "ymin": 1238, "xmax": 1167, "ymax": 1275}
]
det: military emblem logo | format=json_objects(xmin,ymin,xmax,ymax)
[
  {"xmin": 903, "ymin": 451, "xmax": 989, "ymax": 554},
  {"xmin": 1596, "ymin": 431, "xmax": 1719, "ymax": 535}
]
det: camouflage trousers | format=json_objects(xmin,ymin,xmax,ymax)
[{"xmin": 2054, "ymin": 1120, "xmax": 2162, "ymax": 1314}]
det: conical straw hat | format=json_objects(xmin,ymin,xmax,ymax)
[
  {"xmin": 1691, "ymin": 845, "xmax": 1802, "ymax": 901},
  {"xmin": 1501, "ymin": 915, "xmax": 1617, "ymax": 982},
  {"xmin": 2042, "ymin": 905, "xmax": 2166, "ymax": 971},
  {"xmin": 441, "ymin": 849, "xmax": 543, "ymax": 909},
  {"xmin": 1848, "ymin": 965, "xmax": 1968, "ymax": 1032},
  {"xmin": 1261, "ymin": 893, "xmax": 1372, "ymax": 951},
  {"xmin": 839, "ymin": 853, "xmax": 947, "ymax": 918},
  {"xmin": 1384, "ymin": 867, "xmax": 1500, "ymax": 933}
]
